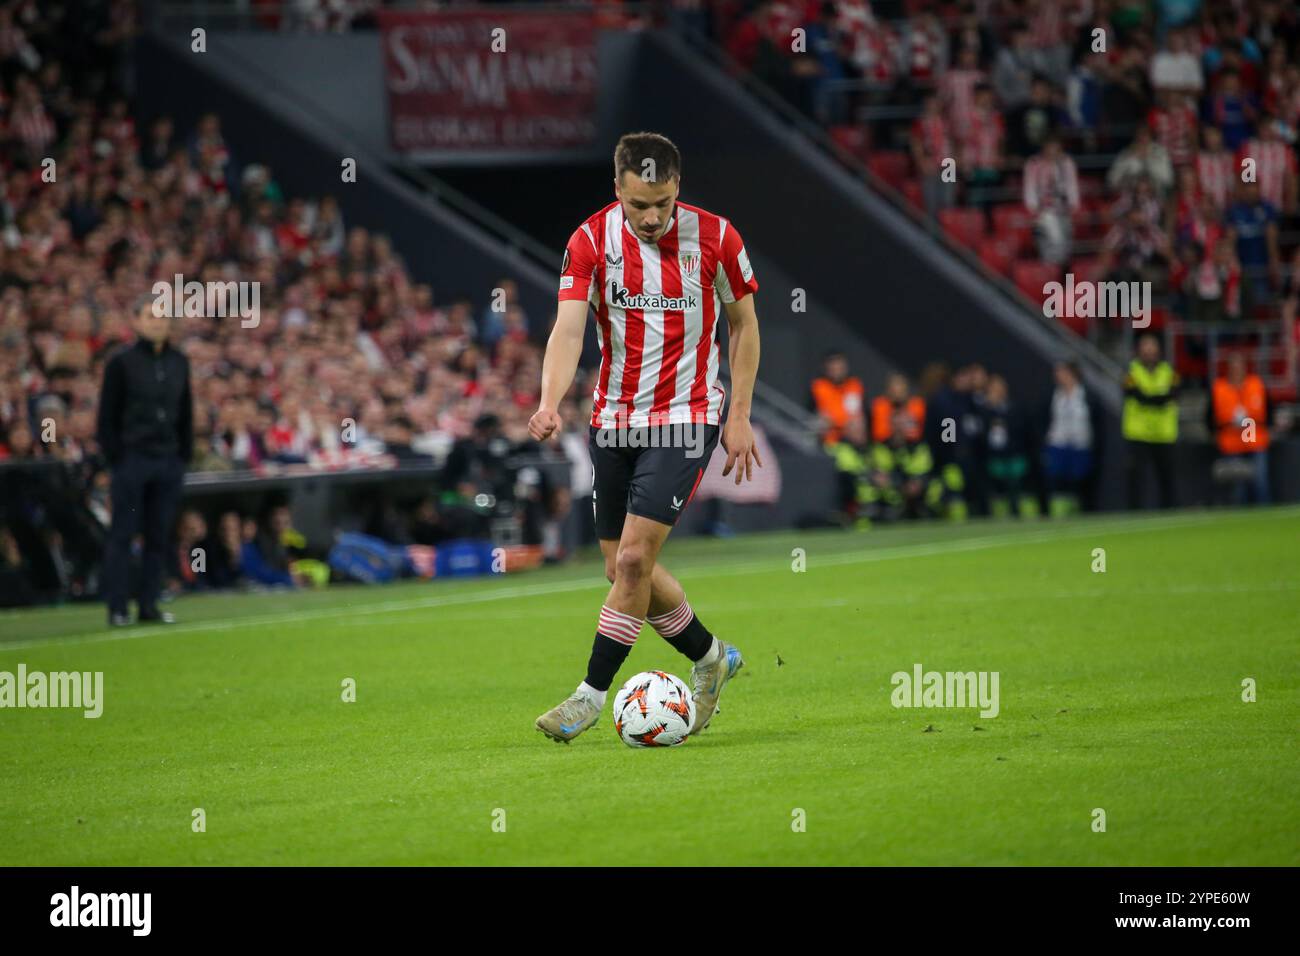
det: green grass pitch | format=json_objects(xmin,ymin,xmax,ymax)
[{"xmin": 2, "ymin": 507, "xmax": 1296, "ymax": 866}]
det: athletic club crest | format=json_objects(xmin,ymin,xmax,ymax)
[{"xmin": 679, "ymin": 252, "xmax": 700, "ymax": 278}]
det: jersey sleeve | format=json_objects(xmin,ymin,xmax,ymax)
[
  {"xmin": 558, "ymin": 224, "xmax": 599, "ymax": 305},
  {"xmin": 714, "ymin": 220, "xmax": 759, "ymax": 303}
]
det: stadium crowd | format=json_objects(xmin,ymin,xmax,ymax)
[
  {"xmin": 0, "ymin": 0, "xmax": 594, "ymax": 604},
  {"xmin": 708, "ymin": 0, "xmax": 1300, "ymax": 391}
]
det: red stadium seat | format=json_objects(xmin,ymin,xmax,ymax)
[
  {"xmin": 978, "ymin": 238, "xmax": 1016, "ymax": 277},
  {"xmin": 900, "ymin": 178, "xmax": 925, "ymax": 210},
  {"xmin": 991, "ymin": 204, "xmax": 1034, "ymax": 255},
  {"xmin": 1011, "ymin": 260, "xmax": 1059, "ymax": 309},
  {"xmin": 938, "ymin": 207, "xmax": 986, "ymax": 248},
  {"xmin": 829, "ymin": 124, "xmax": 872, "ymax": 164},
  {"xmin": 1057, "ymin": 312, "xmax": 1092, "ymax": 337},
  {"xmin": 868, "ymin": 151, "xmax": 911, "ymax": 191}
]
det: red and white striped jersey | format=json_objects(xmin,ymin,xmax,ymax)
[
  {"xmin": 1196, "ymin": 149, "xmax": 1234, "ymax": 208},
  {"xmin": 559, "ymin": 200, "xmax": 758, "ymax": 429},
  {"xmin": 1237, "ymin": 138, "xmax": 1297, "ymax": 210}
]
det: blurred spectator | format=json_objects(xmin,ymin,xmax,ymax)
[
  {"xmin": 1195, "ymin": 124, "xmax": 1235, "ymax": 210},
  {"xmin": 1042, "ymin": 360, "xmax": 1098, "ymax": 516},
  {"xmin": 865, "ymin": 408, "xmax": 939, "ymax": 522},
  {"xmin": 239, "ymin": 505, "xmax": 327, "ymax": 588},
  {"xmin": 1148, "ymin": 92, "xmax": 1198, "ymax": 168},
  {"xmin": 1123, "ymin": 334, "xmax": 1180, "ymax": 509},
  {"xmin": 1024, "ymin": 135, "xmax": 1080, "ymax": 264},
  {"xmin": 1210, "ymin": 352, "xmax": 1271, "ymax": 505},
  {"xmin": 923, "ymin": 363, "xmax": 973, "ymax": 521},
  {"xmin": 826, "ymin": 412, "xmax": 871, "ymax": 527},
  {"xmin": 1149, "ymin": 26, "xmax": 1203, "ymax": 97},
  {"xmin": 1205, "ymin": 69, "xmax": 1257, "ymax": 151},
  {"xmin": 992, "ymin": 24, "xmax": 1037, "ymax": 111},
  {"xmin": 1225, "ymin": 180, "xmax": 1281, "ymax": 309},
  {"xmin": 1237, "ymin": 113, "xmax": 1298, "ymax": 213},
  {"xmin": 170, "ymin": 508, "xmax": 208, "ymax": 593},
  {"xmin": 0, "ymin": 525, "xmax": 34, "ymax": 607},
  {"xmin": 206, "ymin": 510, "xmax": 246, "ymax": 590},
  {"xmin": 1107, "ymin": 125, "xmax": 1175, "ymax": 196},
  {"xmin": 910, "ymin": 93, "xmax": 955, "ymax": 219},
  {"xmin": 962, "ymin": 83, "xmax": 1005, "ymax": 210},
  {"xmin": 1007, "ymin": 76, "xmax": 1062, "ymax": 158},
  {"xmin": 810, "ymin": 350, "xmax": 864, "ymax": 445},
  {"xmin": 1099, "ymin": 201, "xmax": 1173, "ymax": 286},
  {"xmin": 870, "ymin": 372, "xmax": 924, "ymax": 444},
  {"xmin": 982, "ymin": 374, "xmax": 1034, "ymax": 518}
]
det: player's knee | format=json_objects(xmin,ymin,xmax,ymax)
[
  {"xmin": 614, "ymin": 544, "xmax": 652, "ymax": 585},
  {"xmin": 603, "ymin": 557, "xmax": 617, "ymax": 583}
]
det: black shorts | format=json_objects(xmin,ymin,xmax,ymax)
[{"xmin": 588, "ymin": 424, "xmax": 721, "ymax": 538}]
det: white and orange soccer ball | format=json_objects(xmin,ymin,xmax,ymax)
[{"xmin": 613, "ymin": 670, "xmax": 695, "ymax": 748}]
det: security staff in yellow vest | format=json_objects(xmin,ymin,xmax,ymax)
[{"xmin": 1122, "ymin": 334, "xmax": 1179, "ymax": 509}]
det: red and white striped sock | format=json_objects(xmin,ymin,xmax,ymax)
[
  {"xmin": 647, "ymin": 599, "xmax": 693, "ymax": 638},
  {"xmin": 597, "ymin": 605, "xmax": 643, "ymax": 646},
  {"xmin": 648, "ymin": 598, "xmax": 715, "ymax": 662}
]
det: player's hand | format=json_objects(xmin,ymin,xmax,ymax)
[
  {"xmin": 721, "ymin": 416, "xmax": 762, "ymax": 484},
  {"xmin": 529, "ymin": 407, "xmax": 562, "ymax": 442}
]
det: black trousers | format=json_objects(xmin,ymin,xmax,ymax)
[
  {"xmin": 103, "ymin": 453, "xmax": 185, "ymax": 616},
  {"xmin": 1125, "ymin": 440, "xmax": 1176, "ymax": 510}
]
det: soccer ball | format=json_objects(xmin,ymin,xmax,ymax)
[{"xmin": 613, "ymin": 670, "xmax": 695, "ymax": 748}]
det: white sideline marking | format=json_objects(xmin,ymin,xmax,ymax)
[{"xmin": 0, "ymin": 510, "xmax": 1285, "ymax": 652}]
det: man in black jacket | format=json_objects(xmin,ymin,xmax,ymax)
[{"xmin": 96, "ymin": 301, "xmax": 193, "ymax": 626}]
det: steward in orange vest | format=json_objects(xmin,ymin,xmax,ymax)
[
  {"xmin": 1211, "ymin": 356, "xmax": 1269, "ymax": 455},
  {"xmin": 871, "ymin": 373, "xmax": 926, "ymax": 443},
  {"xmin": 811, "ymin": 351, "xmax": 864, "ymax": 445}
]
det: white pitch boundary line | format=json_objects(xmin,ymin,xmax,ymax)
[{"xmin": 0, "ymin": 509, "xmax": 1288, "ymax": 652}]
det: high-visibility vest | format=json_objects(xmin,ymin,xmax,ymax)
[
  {"xmin": 1212, "ymin": 375, "xmax": 1269, "ymax": 454},
  {"xmin": 812, "ymin": 376, "xmax": 864, "ymax": 444},
  {"xmin": 871, "ymin": 441, "xmax": 934, "ymax": 477},
  {"xmin": 871, "ymin": 396, "xmax": 926, "ymax": 443},
  {"xmin": 1122, "ymin": 360, "xmax": 1178, "ymax": 444},
  {"xmin": 829, "ymin": 441, "xmax": 868, "ymax": 476}
]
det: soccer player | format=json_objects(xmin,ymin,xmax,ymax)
[{"xmin": 529, "ymin": 132, "xmax": 762, "ymax": 743}]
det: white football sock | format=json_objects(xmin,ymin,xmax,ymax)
[
  {"xmin": 698, "ymin": 637, "xmax": 722, "ymax": 667},
  {"xmin": 577, "ymin": 681, "xmax": 607, "ymax": 709}
]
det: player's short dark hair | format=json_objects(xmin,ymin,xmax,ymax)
[{"xmin": 614, "ymin": 132, "xmax": 681, "ymax": 185}]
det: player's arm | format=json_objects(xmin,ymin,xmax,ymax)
[
  {"xmin": 531, "ymin": 227, "xmax": 597, "ymax": 441},
  {"xmin": 529, "ymin": 297, "xmax": 588, "ymax": 441},
  {"xmin": 721, "ymin": 293, "xmax": 762, "ymax": 483}
]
